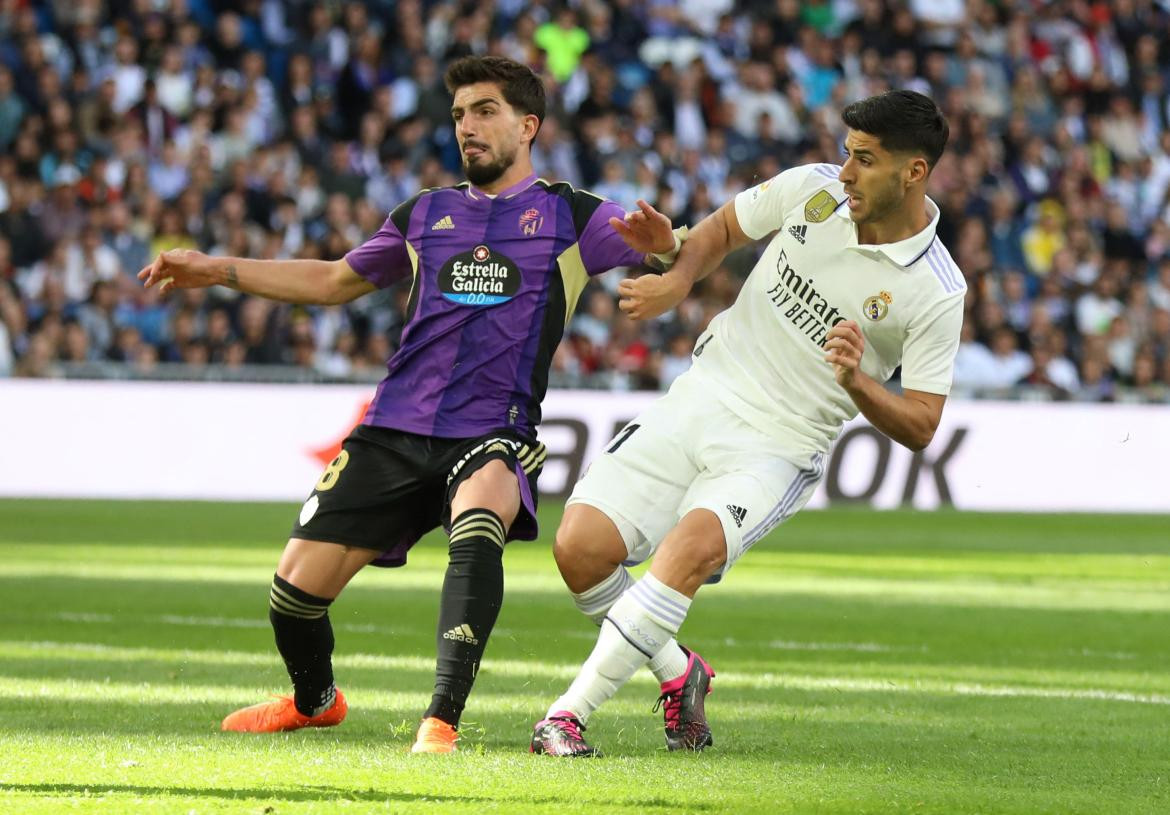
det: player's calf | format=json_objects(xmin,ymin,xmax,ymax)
[
  {"xmin": 267, "ymin": 573, "xmax": 340, "ymax": 717},
  {"xmin": 424, "ymin": 508, "xmax": 505, "ymax": 728}
]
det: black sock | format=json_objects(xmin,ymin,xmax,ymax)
[
  {"xmin": 268, "ymin": 574, "xmax": 337, "ymax": 716},
  {"xmin": 425, "ymin": 508, "xmax": 506, "ymax": 727}
]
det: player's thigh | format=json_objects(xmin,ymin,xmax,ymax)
[
  {"xmin": 444, "ymin": 433, "xmax": 545, "ymax": 540},
  {"xmin": 449, "ymin": 459, "xmax": 520, "ymax": 527},
  {"xmin": 567, "ymin": 400, "xmax": 701, "ymax": 567},
  {"xmin": 680, "ymin": 452, "xmax": 826, "ymax": 582},
  {"xmin": 277, "ymin": 538, "xmax": 381, "ymax": 599},
  {"xmin": 293, "ymin": 425, "xmax": 447, "ymax": 569}
]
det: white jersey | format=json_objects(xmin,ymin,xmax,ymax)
[{"xmin": 684, "ymin": 163, "xmax": 966, "ymax": 464}]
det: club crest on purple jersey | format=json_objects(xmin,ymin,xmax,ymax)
[{"xmin": 519, "ymin": 208, "xmax": 544, "ymax": 236}]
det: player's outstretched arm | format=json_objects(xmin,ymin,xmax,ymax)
[
  {"xmin": 617, "ymin": 200, "xmax": 754, "ymax": 320},
  {"xmin": 824, "ymin": 320, "xmax": 945, "ymax": 451},
  {"xmin": 137, "ymin": 250, "xmax": 376, "ymax": 305}
]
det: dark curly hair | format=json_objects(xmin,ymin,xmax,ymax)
[
  {"xmin": 842, "ymin": 90, "xmax": 950, "ymax": 169},
  {"xmin": 443, "ymin": 56, "xmax": 546, "ymax": 128}
]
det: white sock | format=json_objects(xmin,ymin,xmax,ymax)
[
  {"xmin": 572, "ymin": 568, "xmax": 689, "ymax": 684},
  {"xmin": 571, "ymin": 566, "xmax": 633, "ymax": 626},
  {"xmin": 647, "ymin": 639, "xmax": 689, "ymax": 684},
  {"xmin": 548, "ymin": 574, "xmax": 692, "ymax": 722}
]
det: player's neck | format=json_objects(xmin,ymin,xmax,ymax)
[
  {"xmin": 471, "ymin": 158, "xmax": 537, "ymax": 197},
  {"xmin": 857, "ymin": 193, "xmax": 930, "ymax": 246}
]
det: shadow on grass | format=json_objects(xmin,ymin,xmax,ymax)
[
  {"xmin": 0, "ymin": 698, "xmax": 430, "ymax": 739},
  {"xmin": 0, "ymin": 781, "xmax": 709, "ymax": 810},
  {"xmin": 0, "ymin": 655, "xmax": 455, "ymax": 690}
]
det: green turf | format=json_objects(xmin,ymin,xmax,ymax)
[{"xmin": 0, "ymin": 499, "xmax": 1167, "ymax": 814}]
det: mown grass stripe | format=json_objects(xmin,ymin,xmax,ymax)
[
  {"xmin": 2, "ymin": 642, "xmax": 1166, "ymax": 706},
  {"xmin": 3, "ymin": 563, "xmax": 1168, "ymax": 611}
]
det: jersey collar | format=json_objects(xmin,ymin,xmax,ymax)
[
  {"xmin": 835, "ymin": 195, "xmax": 940, "ymax": 268},
  {"xmin": 465, "ymin": 172, "xmax": 539, "ymax": 201}
]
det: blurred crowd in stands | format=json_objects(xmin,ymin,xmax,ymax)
[{"xmin": 2, "ymin": 0, "xmax": 1170, "ymax": 402}]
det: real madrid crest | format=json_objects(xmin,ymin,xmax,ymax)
[
  {"xmin": 804, "ymin": 190, "xmax": 838, "ymax": 223},
  {"xmin": 863, "ymin": 291, "xmax": 893, "ymax": 321}
]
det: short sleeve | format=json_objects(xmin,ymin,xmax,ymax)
[
  {"xmin": 578, "ymin": 199, "xmax": 644, "ymax": 276},
  {"xmin": 733, "ymin": 165, "xmax": 821, "ymax": 240},
  {"xmin": 899, "ymin": 296, "xmax": 965, "ymax": 395},
  {"xmin": 344, "ymin": 217, "xmax": 412, "ymax": 289}
]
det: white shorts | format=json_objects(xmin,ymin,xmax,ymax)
[{"xmin": 567, "ymin": 374, "xmax": 825, "ymax": 582}]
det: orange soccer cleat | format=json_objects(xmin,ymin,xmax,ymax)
[
  {"xmin": 410, "ymin": 716, "xmax": 458, "ymax": 753},
  {"xmin": 221, "ymin": 689, "xmax": 348, "ymax": 733}
]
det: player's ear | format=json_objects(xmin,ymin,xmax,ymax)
[
  {"xmin": 905, "ymin": 156, "xmax": 928, "ymax": 186},
  {"xmin": 523, "ymin": 114, "xmax": 540, "ymax": 144}
]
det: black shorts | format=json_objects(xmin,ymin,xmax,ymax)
[{"xmin": 290, "ymin": 425, "xmax": 545, "ymax": 568}]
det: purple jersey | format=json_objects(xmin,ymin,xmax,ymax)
[{"xmin": 345, "ymin": 173, "xmax": 642, "ymax": 438}]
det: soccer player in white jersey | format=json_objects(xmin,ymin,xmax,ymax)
[{"xmin": 530, "ymin": 90, "xmax": 965, "ymax": 756}]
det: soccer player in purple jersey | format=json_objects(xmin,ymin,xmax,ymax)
[{"xmin": 138, "ymin": 56, "xmax": 686, "ymax": 753}]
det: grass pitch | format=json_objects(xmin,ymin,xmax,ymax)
[{"xmin": 0, "ymin": 499, "xmax": 1167, "ymax": 814}]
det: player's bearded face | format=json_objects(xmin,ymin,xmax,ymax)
[
  {"xmin": 462, "ymin": 137, "xmax": 519, "ymax": 186},
  {"xmin": 840, "ymin": 133, "xmax": 908, "ymax": 224},
  {"xmin": 452, "ymin": 83, "xmax": 524, "ymax": 187},
  {"xmin": 854, "ymin": 169, "xmax": 905, "ymax": 224}
]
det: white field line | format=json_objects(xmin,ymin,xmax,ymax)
[
  {"xmin": 6, "ymin": 562, "xmax": 1170, "ymax": 612},
  {"xmin": 761, "ymin": 639, "xmax": 908, "ymax": 653},
  {"xmin": 51, "ymin": 615, "xmax": 1143, "ymax": 660},
  {"xmin": 1068, "ymin": 648, "xmax": 1137, "ymax": 661},
  {"xmin": 2, "ymin": 641, "xmax": 1167, "ymax": 708},
  {"xmin": 52, "ymin": 613, "xmax": 923, "ymax": 652},
  {"xmin": 50, "ymin": 611, "xmax": 595, "ymax": 640}
]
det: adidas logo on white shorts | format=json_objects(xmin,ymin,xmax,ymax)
[
  {"xmin": 726, "ymin": 505, "xmax": 747, "ymax": 527},
  {"xmin": 443, "ymin": 623, "xmax": 479, "ymax": 644}
]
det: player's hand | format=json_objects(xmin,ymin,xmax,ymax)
[
  {"xmin": 608, "ymin": 199, "xmax": 675, "ymax": 255},
  {"xmin": 137, "ymin": 249, "xmax": 218, "ymax": 294},
  {"xmin": 617, "ymin": 272, "xmax": 691, "ymax": 320},
  {"xmin": 824, "ymin": 320, "xmax": 865, "ymax": 388}
]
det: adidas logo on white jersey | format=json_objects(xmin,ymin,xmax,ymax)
[
  {"xmin": 443, "ymin": 623, "xmax": 479, "ymax": 644},
  {"xmin": 431, "ymin": 215, "xmax": 455, "ymax": 230},
  {"xmin": 726, "ymin": 505, "xmax": 747, "ymax": 527},
  {"xmin": 788, "ymin": 224, "xmax": 807, "ymax": 244}
]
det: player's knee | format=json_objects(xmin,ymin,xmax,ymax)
[
  {"xmin": 551, "ymin": 526, "xmax": 586, "ymax": 572},
  {"xmin": 688, "ymin": 533, "xmax": 727, "ymax": 575},
  {"xmin": 553, "ymin": 515, "xmax": 625, "ymax": 582},
  {"xmin": 662, "ymin": 526, "xmax": 727, "ymax": 583}
]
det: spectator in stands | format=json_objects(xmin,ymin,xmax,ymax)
[{"xmin": 0, "ymin": 0, "xmax": 1165, "ymax": 401}]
